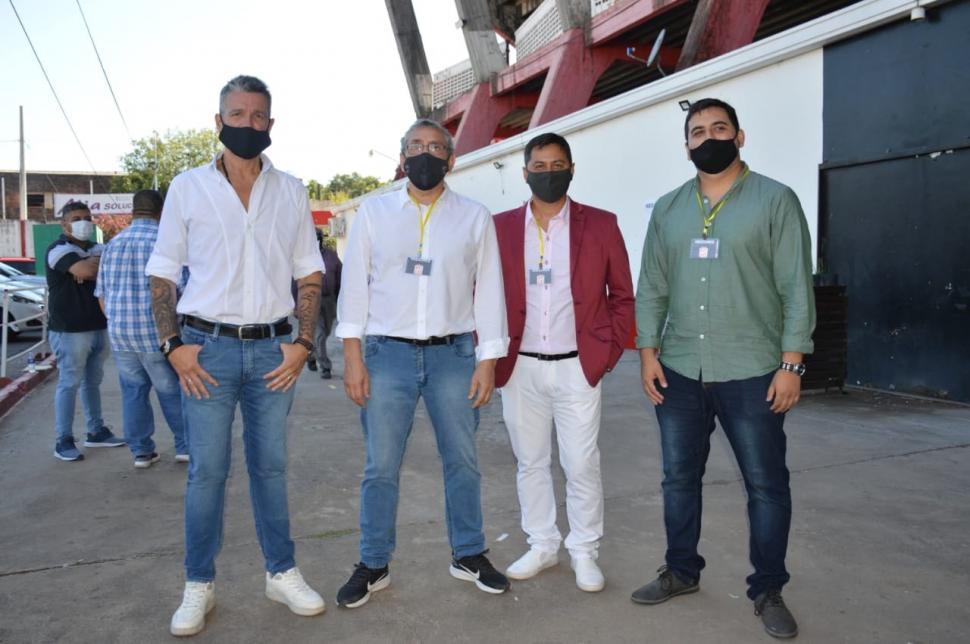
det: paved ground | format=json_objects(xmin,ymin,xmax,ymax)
[{"xmin": 1, "ymin": 341, "xmax": 968, "ymax": 644}]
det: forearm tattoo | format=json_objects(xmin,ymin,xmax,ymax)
[
  {"xmin": 296, "ymin": 274, "xmax": 323, "ymax": 341},
  {"xmin": 149, "ymin": 276, "xmax": 180, "ymax": 342}
]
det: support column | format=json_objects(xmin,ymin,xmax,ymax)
[
  {"xmin": 455, "ymin": 0, "xmax": 507, "ymax": 82},
  {"xmin": 453, "ymin": 84, "xmax": 538, "ymax": 155},
  {"xmin": 677, "ymin": 0, "xmax": 770, "ymax": 70},
  {"xmin": 385, "ymin": 0, "xmax": 433, "ymax": 118}
]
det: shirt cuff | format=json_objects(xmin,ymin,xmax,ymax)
[
  {"xmin": 635, "ymin": 334, "xmax": 661, "ymax": 349},
  {"xmin": 476, "ymin": 337, "xmax": 509, "ymax": 361},
  {"xmin": 293, "ymin": 253, "xmax": 326, "ymax": 280},
  {"xmin": 145, "ymin": 255, "xmax": 184, "ymax": 284},
  {"xmin": 781, "ymin": 337, "xmax": 814, "ymax": 355},
  {"xmin": 335, "ymin": 322, "xmax": 365, "ymax": 340}
]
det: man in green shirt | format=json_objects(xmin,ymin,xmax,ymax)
[{"xmin": 632, "ymin": 98, "xmax": 815, "ymax": 640}]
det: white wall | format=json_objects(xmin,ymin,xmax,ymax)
[
  {"xmin": 445, "ymin": 49, "xmax": 824, "ymax": 276},
  {"xmin": 0, "ymin": 220, "xmax": 35, "ymax": 258}
]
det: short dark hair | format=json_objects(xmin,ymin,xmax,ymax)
[
  {"xmin": 220, "ymin": 75, "xmax": 272, "ymax": 116},
  {"xmin": 61, "ymin": 202, "xmax": 91, "ymax": 217},
  {"xmin": 524, "ymin": 132, "xmax": 572, "ymax": 166},
  {"xmin": 684, "ymin": 98, "xmax": 740, "ymax": 140},
  {"xmin": 132, "ymin": 189, "xmax": 163, "ymax": 216}
]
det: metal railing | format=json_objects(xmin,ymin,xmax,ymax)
[{"xmin": 1, "ymin": 283, "xmax": 49, "ymax": 379}]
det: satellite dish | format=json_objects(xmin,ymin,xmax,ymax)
[{"xmin": 646, "ymin": 28, "xmax": 667, "ymax": 67}]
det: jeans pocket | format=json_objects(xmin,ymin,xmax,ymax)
[
  {"xmin": 364, "ymin": 336, "xmax": 383, "ymax": 359},
  {"xmin": 451, "ymin": 334, "xmax": 475, "ymax": 359}
]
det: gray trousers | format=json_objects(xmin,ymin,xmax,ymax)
[{"xmin": 313, "ymin": 295, "xmax": 337, "ymax": 371}]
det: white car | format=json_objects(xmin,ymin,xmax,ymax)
[
  {"xmin": 0, "ymin": 279, "xmax": 46, "ymax": 338},
  {"xmin": 0, "ymin": 261, "xmax": 46, "ymax": 287}
]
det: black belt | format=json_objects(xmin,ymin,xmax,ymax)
[
  {"xmin": 519, "ymin": 351, "xmax": 578, "ymax": 361},
  {"xmin": 386, "ymin": 334, "xmax": 460, "ymax": 346},
  {"xmin": 184, "ymin": 315, "xmax": 291, "ymax": 340}
]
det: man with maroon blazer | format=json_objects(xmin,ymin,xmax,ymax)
[{"xmin": 494, "ymin": 132, "xmax": 635, "ymax": 592}]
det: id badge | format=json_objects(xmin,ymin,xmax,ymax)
[
  {"xmin": 529, "ymin": 268, "xmax": 553, "ymax": 286},
  {"xmin": 690, "ymin": 238, "xmax": 720, "ymax": 260},
  {"xmin": 405, "ymin": 256, "xmax": 433, "ymax": 276}
]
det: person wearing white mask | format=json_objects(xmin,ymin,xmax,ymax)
[{"xmin": 46, "ymin": 201, "xmax": 125, "ymax": 461}]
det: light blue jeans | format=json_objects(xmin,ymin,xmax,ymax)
[
  {"xmin": 180, "ymin": 325, "xmax": 296, "ymax": 582},
  {"xmin": 113, "ymin": 350, "xmax": 186, "ymax": 457},
  {"xmin": 49, "ymin": 330, "xmax": 108, "ymax": 440},
  {"xmin": 359, "ymin": 333, "xmax": 485, "ymax": 568}
]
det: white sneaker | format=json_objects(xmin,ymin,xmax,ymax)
[
  {"xmin": 505, "ymin": 548, "xmax": 558, "ymax": 580},
  {"xmin": 571, "ymin": 557, "xmax": 605, "ymax": 592},
  {"xmin": 265, "ymin": 567, "xmax": 326, "ymax": 616},
  {"xmin": 175, "ymin": 453, "xmax": 190, "ymax": 463},
  {"xmin": 170, "ymin": 581, "xmax": 215, "ymax": 637}
]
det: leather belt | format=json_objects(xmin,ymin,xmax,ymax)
[
  {"xmin": 184, "ymin": 315, "xmax": 291, "ymax": 340},
  {"xmin": 386, "ymin": 334, "xmax": 460, "ymax": 346},
  {"xmin": 519, "ymin": 351, "xmax": 579, "ymax": 361}
]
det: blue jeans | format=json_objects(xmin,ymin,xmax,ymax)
[
  {"xmin": 359, "ymin": 334, "xmax": 485, "ymax": 568},
  {"xmin": 655, "ymin": 364, "xmax": 791, "ymax": 600},
  {"xmin": 49, "ymin": 330, "xmax": 108, "ymax": 440},
  {"xmin": 113, "ymin": 350, "xmax": 187, "ymax": 457},
  {"xmin": 180, "ymin": 326, "xmax": 296, "ymax": 582}
]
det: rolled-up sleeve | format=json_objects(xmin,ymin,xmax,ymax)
[
  {"xmin": 335, "ymin": 206, "xmax": 371, "ymax": 340},
  {"xmin": 772, "ymin": 188, "xmax": 816, "ymax": 354},
  {"xmin": 146, "ymin": 177, "xmax": 187, "ymax": 283},
  {"xmin": 292, "ymin": 187, "xmax": 325, "ymax": 280},
  {"xmin": 635, "ymin": 204, "xmax": 669, "ymax": 349},
  {"xmin": 472, "ymin": 211, "xmax": 509, "ymax": 361}
]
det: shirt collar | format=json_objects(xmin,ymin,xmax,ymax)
[
  {"xmin": 128, "ymin": 217, "xmax": 159, "ymax": 229},
  {"xmin": 397, "ymin": 181, "xmax": 451, "ymax": 211},
  {"xmin": 209, "ymin": 152, "xmax": 274, "ymax": 178},
  {"xmin": 525, "ymin": 198, "xmax": 570, "ymax": 230}
]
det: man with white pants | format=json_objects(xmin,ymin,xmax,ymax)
[{"xmin": 493, "ymin": 133, "xmax": 635, "ymax": 591}]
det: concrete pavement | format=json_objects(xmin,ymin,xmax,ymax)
[{"xmin": 1, "ymin": 342, "xmax": 968, "ymax": 643}]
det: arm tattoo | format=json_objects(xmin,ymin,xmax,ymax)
[
  {"xmin": 296, "ymin": 273, "xmax": 323, "ymax": 342},
  {"xmin": 149, "ymin": 276, "xmax": 180, "ymax": 343}
]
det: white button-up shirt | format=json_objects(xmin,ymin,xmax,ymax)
[
  {"xmin": 520, "ymin": 199, "xmax": 577, "ymax": 354},
  {"xmin": 336, "ymin": 183, "xmax": 509, "ymax": 361},
  {"xmin": 145, "ymin": 154, "xmax": 324, "ymax": 325}
]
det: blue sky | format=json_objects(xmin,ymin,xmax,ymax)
[{"xmin": 0, "ymin": 0, "xmax": 468, "ymax": 183}]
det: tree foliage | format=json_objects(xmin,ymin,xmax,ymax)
[
  {"xmin": 307, "ymin": 172, "xmax": 386, "ymax": 203},
  {"xmin": 111, "ymin": 129, "xmax": 220, "ymax": 195}
]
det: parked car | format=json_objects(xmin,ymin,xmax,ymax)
[
  {"xmin": 0, "ymin": 261, "xmax": 45, "ymax": 286},
  {"xmin": 0, "ymin": 257, "xmax": 37, "ymax": 275},
  {"xmin": 0, "ymin": 279, "xmax": 46, "ymax": 338}
]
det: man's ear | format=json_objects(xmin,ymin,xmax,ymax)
[
  {"xmin": 736, "ymin": 128, "xmax": 745, "ymax": 149},
  {"xmin": 214, "ymin": 113, "xmax": 223, "ymax": 132}
]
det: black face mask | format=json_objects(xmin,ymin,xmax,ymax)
[
  {"xmin": 526, "ymin": 169, "xmax": 572, "ymax": 204},
  {"xmin": 689, "ymin": 137, "xmax": 739, "ymax": 174},
  {"xmin": 219, "ymin": 123, "xmax": 271, "ymax": 160},
  {"xmin": 403, "ymin": 153, "xmax": 449, "ymax": 191}
]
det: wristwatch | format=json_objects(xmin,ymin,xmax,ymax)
[
  {"xmin": 293, "ymin": 337, "xmax": 314, "ymax": 354},
  {"xmin": 160, "ymin": 336, "xmax": 184, "ymax": 357},
  {"xmin": 779, "ymin": 361, "xmax": 807, "ymax": 377}
]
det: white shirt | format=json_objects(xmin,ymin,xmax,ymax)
[
  {"xmin": 520, "ymin": 199, "xmax": 577, "ymax": 354},
  {"xmin": 336, "ymin": 183, "xmax": 509, "ymax": 361},
  {"xmin": 145, "ymin": 154, "xmax": 324, "ymax": 325}
]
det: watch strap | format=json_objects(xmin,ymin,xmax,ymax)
[
  {"xmin": 161, "ymin": 336, "xmax": 184, "ymax": 357},
  {"xmin": 293, "ymin": 337, "xmax": 314, "ymax": 354}
]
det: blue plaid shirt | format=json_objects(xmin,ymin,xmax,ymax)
[{"xmin": 95, "ymin": 219, "xmax": 167, "ymax": 353}]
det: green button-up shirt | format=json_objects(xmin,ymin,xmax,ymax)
[{"xmin": 635, "ymin": 165, "xmax": 816, "ymax": 383}]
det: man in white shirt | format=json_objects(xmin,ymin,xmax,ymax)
[
  {"xmin": 145, "ymin": 75, "xmax": 325, "ymax": 637},
  {"xmin": 335, "ymin": 119, "xmax": 510, "ymax": 608}
]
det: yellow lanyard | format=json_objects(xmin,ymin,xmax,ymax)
[
  {"xmin": 410, "ymin": 194, "xmax": 441, "ymax": 255},
  {"xmin": 534, "ymin": 216, "xmax": 547, "ymax": 267},
  {"xmin": 695, "ymin": 166, "xmax": 750, "ymax": 239}
]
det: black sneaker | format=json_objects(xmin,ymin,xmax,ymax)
[
  {"xmin": 306, "ymin": 357, "xmax": 318, "ymax": 372},
  {"xmin": 631, "ymin": 565, "xmax": 699, "ymax": 604},
  {"xmin": 54, "ymin": 436, "xmax": 84, "ymax": 461},
  {"xmin": 134, "ymin": 452, "xmax": 161, "ymax": 469},
  {"xmin": 754, "ymin": 590, "xmax": 798, "ymax": 639},
  {"xmin": 336, "ymin": 562, "xmax": 389, "ymax": 608},
  {"xmin": 450, "ymin": 551, "xmax": 510, "ymax": 594},
  {"xmin": 320, "ymin": 369, "xmax": 332, "ymax": 380},
  {"xmin": 84, "ymin": 426, "xmax": 126, "ymax": 448}
]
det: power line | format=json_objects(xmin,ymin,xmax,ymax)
[
  {"xmin": 8, "ymin": 0, "xmax": 100, "ymax": 175},
  {"xmin": 75, "ymin": 0, "xmax": 132, "ymax": 141}
]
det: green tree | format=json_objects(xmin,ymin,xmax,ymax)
[
  {"xmin": 111, "ymin": 129, "xmax": 221, "ymax": 195},
  {"xmin": 323, "ymin": 173, "xmax": 385, "ymax": 200}
]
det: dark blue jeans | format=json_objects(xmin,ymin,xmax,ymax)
[{"xmin": 655, "ymin": 364, "xmax": 791, "ymax": 600}]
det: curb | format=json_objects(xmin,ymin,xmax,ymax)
[{"xmin": 0, "ymin": 354, "xmax": 56, "ymax": 420}]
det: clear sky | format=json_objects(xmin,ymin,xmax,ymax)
[{"xmin": 0, "ymin": 0, "xmax": 469, "ymax": 184}]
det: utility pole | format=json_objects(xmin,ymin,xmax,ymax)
[{"xmin": 19, "ymin": 106, "xmax": 27, "ymax": 221}]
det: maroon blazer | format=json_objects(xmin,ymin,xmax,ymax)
[{"xmin": 493, "ymin": 200, "xmax": 635, "ymax": 388}]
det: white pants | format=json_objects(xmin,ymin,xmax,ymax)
[{"xmin": 500, "ymin": 355, "xmax": 603, "ymax": 559}]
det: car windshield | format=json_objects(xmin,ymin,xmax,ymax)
[{"xmin": 0, "ymin": 262, "xmax": 27, "ymax": 278}]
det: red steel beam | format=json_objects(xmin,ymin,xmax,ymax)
[
  {"xmin": 677, "ymin": 0, "xmax": 770, "ymax": 70},
  {"xmin": 453, "ymin": 85, "xmax": 541, "ymax": 155}
]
